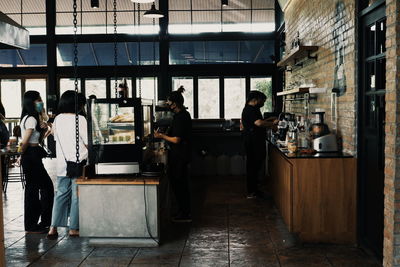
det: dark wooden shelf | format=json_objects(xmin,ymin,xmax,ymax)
[
  {"xmin": 276, "ymin": 87, "xmax": 309, "ymax": 96},
  {"xmin": 277, "ymin": 45, "xmax": 319, "ymax": 68}
]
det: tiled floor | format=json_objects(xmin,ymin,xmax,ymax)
[{"xmin": 2, "ymin": 159, "xmax": 382, "ymax": 266}]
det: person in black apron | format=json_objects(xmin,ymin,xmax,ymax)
[
  {"xmin": 154, "ymin": 86, "xmax": 192, "ymax": 222},
  {"xmin": 241, "ymin": 90, "xmax": 277, "ymax": 199}
]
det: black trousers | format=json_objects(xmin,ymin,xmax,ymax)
[
  {"xmin": 168, "ymin": 156, "xmax": 191, "ymax": 215},
  {"xmin": 244, "ymin": 136, "xmax": 266, "ymax": 194},
  {"xmin": 21, "ymin": 146, "xmax": 54, "ymax": 231}
]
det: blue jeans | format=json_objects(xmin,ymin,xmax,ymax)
[{"xmin": 50, "ymin": 176, "xmax": 79, "ymax": 230}]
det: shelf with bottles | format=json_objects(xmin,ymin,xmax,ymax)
[{"xmin": 277, "ymin": 45, "xmax": 319, "ymax": 70}]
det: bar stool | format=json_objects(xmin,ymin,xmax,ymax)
[{"xmin": 1, "ymin": 151, "xmax": 25, "ymax": 193}]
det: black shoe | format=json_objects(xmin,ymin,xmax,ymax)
[
  {"xmin": 25, "ymin": 226, "xmax": 48, "ymax": 234},
  {"xmin": 172, "ymin": 213, "xmax": 192, "ymax": 223}
]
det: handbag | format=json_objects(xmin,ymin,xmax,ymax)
[
  {"xmin": 54, "ymin": 121, "xmax": 86, "ymax": 178},
  {"xmin": 38, "ymin": 145, "xmax": 51, "ymax": 158},
  {"xmin": 66, "ymin": 160, "xmax": 87, "ymax": 178}
]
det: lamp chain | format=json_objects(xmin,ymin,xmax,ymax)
[
  {"xmin": 73, "ymin": 0, "xmax": 80, "ymax": 164},
  {"xmin": 138, "ymin": 3, "xmax": 142, "ymax": 98},
  {"xmin": 113, "ymin": 0, "xmax": 118, "ymax": 98}
]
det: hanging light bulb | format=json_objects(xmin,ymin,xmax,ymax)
[
  {"xmin": 143, "ymin": 3, "xmax": 164, "ymax": 18},
  {"xmin": 131, "ymin": 0, "xmax": 155, "ymax": 3},
  {"xmin": 222, "ymin": 0, "xmax": 228, "ymax": 6},
  {"xmin": 91, "ymin": 0, "xmax": 99, "ymax": 8}
]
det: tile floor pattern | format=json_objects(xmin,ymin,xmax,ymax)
[{"xmin": 2, "ymin": 158, "xmax": 382, "ymax": 266}]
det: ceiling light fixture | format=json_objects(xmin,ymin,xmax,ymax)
[
  {"xmin": 91, "ymin": 0, "xmax": 99, "ymax": 8},
  {"xmin": 131, "ymin": 0, "xmax": 155, "ymax": 3},
  {"xmin": 143, "ymin": 3, "xmax": 164, "ymax": 18},
  {"xmin": 222, "ymin": 0, "xmax": 228, "ymax": 7}
]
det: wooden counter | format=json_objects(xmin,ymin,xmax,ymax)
[
  {"xmin": 77, "ymin": 174, "xmax": 163, "ymax": 247},
  {"xmin": 76, "ymin": 178, "xmax": 159, "ymax": 185},
  {"xmin": 268, "ymin": 144, "xmax": 357, "ymax": 244}
]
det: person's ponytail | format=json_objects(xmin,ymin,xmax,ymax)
[{"xmin": 168, "ymin": 86, "xmax": 185, "ymax": 108}]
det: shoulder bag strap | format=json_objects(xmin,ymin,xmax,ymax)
[{"xmin": 53, "ymin": 118, "xmax": 68, "ymax": 162}]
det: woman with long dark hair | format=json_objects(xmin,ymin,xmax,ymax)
[
  {"xmin": 20, "ymin": 90, "xmax": 54, "ymax": 233},
  {"xmin": 154, "ymin": 86, "xmax": 192, "ymax": 222},
  {"xmin": 46, "ymin": 91, "xmax": 88, "ymax": 239}
]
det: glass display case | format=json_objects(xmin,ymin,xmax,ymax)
[{"xmin": 87, "ymin": 98, "xmax": 153, "ymax": 173}]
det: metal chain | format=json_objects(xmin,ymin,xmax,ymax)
[
  {"xmin": 113, "ymin": 0, "xmax": 118, "ymax": 98},
  {"xmin": 138, "ymin": 3, "xmax": 142, "ymax": 98},
  {"xmin": 73, "ymin": 0, "xmax": 80, "ymax": 163},
  {"xmin": 153, "ymin": 18, "xmax": 156, "ymax": 100}
]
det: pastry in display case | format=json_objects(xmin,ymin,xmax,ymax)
[{"xmin": 87, "ymin": 98, "xmax": 153, "ymax": 175}]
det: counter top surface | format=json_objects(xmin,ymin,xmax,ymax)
[
  {"xmin": 268, "ymin": 141, "xmax": 353, "ymax": 159},
  {"xmin": 76, "ymin": 177, "xmax": 160, "ymax": 185}
]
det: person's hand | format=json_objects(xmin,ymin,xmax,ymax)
[
  {"xmin": 153, "ymin": 129, "xmax": 163, "ymax": 139},
  {"xmin": 40, "ymin": 121, "xmax": 48, "ymax": 129},
  {"xmin": 265, "ymin": 116, "xmax": 277, "ymax": 121},
  {"xmin": 272, "ymin": 119, "xmax": 279, "ymax": 132}
]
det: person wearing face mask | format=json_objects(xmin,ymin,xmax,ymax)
[
  {"xmin": 154, "ymin": 86, "xmax": 192, "ymax": 223},
  {"xmin": 241, "ymin": 90, "xmax": 278, "ymax": 199},
  {"xmin": 20, "ymin": 91, "xmax": 54, "ymax": 233}
]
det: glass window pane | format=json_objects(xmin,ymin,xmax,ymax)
[
  {"xmin": 172, "ymin": 77, "xmax": 194, "ymax": 117},
  {"xmin": 169, "ymin": 41, "xmax": 273, "ymax": 64},
  {"xmin": 366, "ymin": 23, "xmax": 376, "ymax": 58},
  {"xmin": 376, "ymin": 19, "xmax": 386, "ymax": 54},
  {"xmin": 86, "ymin": 79, "xmax": 107, "ymax": 99},
  {"xmin": 1, "ymin": 80, "xmax": 21, "ymax": 118},
  {"xmin": 110, "ymin": 78, "xmax": 132, "ymax": 98},
  {"xmin": 136, "ymin": 77, "xmax": 157, "ymax": 101},
  {"xmin": 251, "ymin": 77, "xmax": 272, "ymax": 113},
  {"xmin": 59, "ymin": 78, "xmax": 82, "ymax": 97},
  {"xmin": 224, "ymin": 78, "xmax": 246, "ymax": 119},
  {"xmin": 198, "ymin": 77, "xmax": 219, "ymax": 119},
  {"xmin": 26, "ymin": 79, "xmax": 47, "ymax": 108}
]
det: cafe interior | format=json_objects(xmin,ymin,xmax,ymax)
[{"xmin": 0, "ymin": 0, "xmax": 395, "ymax": 266}]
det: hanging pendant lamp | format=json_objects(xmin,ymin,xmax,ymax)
[{"xmin": 143, "ymin": 3, "xmax": 164, "ymax": 18}]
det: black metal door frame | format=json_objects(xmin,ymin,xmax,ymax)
[{"xmin": 357, "ymin": 0, "xmax": 386, "ymax": 260}]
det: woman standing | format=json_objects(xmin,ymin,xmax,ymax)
[
  {"xmin": 154, "ymin": 86, "xmax": 192, "ymax": 223},
  {"xmin": 47, "ymin": 91, "xmax": 88, "ymax": 239},
  {"xmin": 20, "ymin": 91, "xmax": 54, "ymax": 233}
]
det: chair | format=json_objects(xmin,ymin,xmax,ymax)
[{"xmin": 2, "ymin": 152, "xmax": 25, "ymax": 193}]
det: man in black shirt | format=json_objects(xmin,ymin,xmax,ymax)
[
  {"xmin": 241, "ymin": 91, "xmax": 277, "ymax": 199},
  {"xmin": 154, "ymin": 86, "xmax": 192, "ymax": 222}
]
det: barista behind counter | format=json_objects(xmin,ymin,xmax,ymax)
[{"xmin": 241, "ymin": 90, "xmax": 278, "ymax": 199}]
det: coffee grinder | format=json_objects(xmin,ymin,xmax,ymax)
[{"xmin": 309, "ymin": 112, "xmax": 330, "ymax": 138}]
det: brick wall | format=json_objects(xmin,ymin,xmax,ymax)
[
  {"xmin": 283, "ymin": 0, "xmax": 400, "ymax": 266},
  {"xmin": 282, "ymin": 0, "xmax": 357, "ymax": 154},
  {"xmin": 384, "ymin": 1, "xmax": 400, "ymax": 266}
]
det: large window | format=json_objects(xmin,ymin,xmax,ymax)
[
  {"xmin": 172, "ymin": 77, "xmax": 194, "ymax": 117},
  {"xmin": 170, "ymin": 41, "xmax": 273, "ymax": 64},
  {"xmin": 86, "ymin": 79, "xmax": 107, "ymax": 99},
  {"xmin": 168, "ymin": 0, "xmax": 275, "ymax": 34},
  {"xmin": 1, "ymin": 80, "xmax": 22, "ymax": 118},
  {"xmin": 57, "ymin": 42, "xmax": 159, "ymax": 66},
  {"xmin": 59, "ymin": 78, "xmax": 82, "ymax": 97},
  {"xmin": 224, "ymin": 78, "xmax": 246, "ymax": 119},
  {"xmin": 0, "ymin": 44, "xmax": 47, "ymax": 68},
  {"xmin": 251, "ymin": 77, "xmax": 272, "ymax": 113},
  {"xmin": 26, "ymin": 79, "xmax": 47, "ymax": 109},
  {"xmin": 1, "ymin": 1, "xmax": 46, "ymax": 35},
  {"xmin": 56, "ymin": 0, "xmax": 158, "ymax": 35},
  {"xmin": 110, "ymin": 78, "xmax": 132, "ymax": 98},
  {"xmin": 198, "ymin": 77, "xmax": 219, "ymax": 119},
  {"xmin": 136, "ymin": 77, "xmax": 157, "ymax": 101}
]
